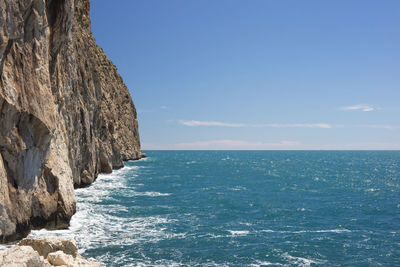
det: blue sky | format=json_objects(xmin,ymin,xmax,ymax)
[{"xmin": 91, "ymin": 0, "xmax": 400, "ymax": 150}]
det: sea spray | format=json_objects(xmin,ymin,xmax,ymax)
[{"xmin": 25, "ymin": 151, "xmax": 400, "ymax": 266}]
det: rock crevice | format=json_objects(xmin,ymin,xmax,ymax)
[{"xmin": 0, "ymin": 0, "xmax": 141, "ymax": 242}]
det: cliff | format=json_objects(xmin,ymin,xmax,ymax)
[{"xmin": 0, "ymin": 0, "xmax": 142, "ymax": 242}]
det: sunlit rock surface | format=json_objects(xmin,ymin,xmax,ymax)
[
  {"xmin": 0, "ymin": 0, "xmax": 142, "ymax": 242},
  {"xmin": 0, "ymin": 237, "xmax": 100, "ymax": 266}
]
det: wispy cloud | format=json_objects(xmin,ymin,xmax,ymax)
[
  {"xmin": 179, "ymin": 120, "xmax": 333, "ymax": 129},
  {"xmin": 160, "ymin": 105, "xmax": 168, "ymax": 109},
  {"xmin": 179, "ymin": 120, "xmax": 245, "ymax": 127},
  {"xmin": 357, "ymin": 124, "xmax": 400, "ymax": 129},
  {"xmin": 254, "ymin": 123, "xmax": 333, "ymax": 129},
  {"xmin": 142, "ymin": 141, "xmax": 400, "ymax": 150},
  {"xmin": 165, "ymin": 139, "xmax": 302, "ymax": 150},
  {"xmin": 340, "ymin": 104, "xmax": 375, "ymax": 112}
]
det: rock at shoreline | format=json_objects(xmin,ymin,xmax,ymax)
[
  {"xmin": 19, "ymin": 237, "xmax": 78, "ymax": 258},
  {"xmin": 0, "ymin": 0, "xmax": 141, "ymax": 242},
  {"xmin": 0, "ymin": 246, "xmax": 44, "ymax": 266},
  {"xmin": 0, "ymin": 237, "xmax": 100, "ymax": 266}
]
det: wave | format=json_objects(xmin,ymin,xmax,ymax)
[
  {"xmin": 132, "ymin": 191, "xmax": 171, "ymax": 197},
  {"xmin": 228, "ymin": 230, "xmax": 250, "ymax": 236},
  {"xmin": 250, "ymin": 260, "xmax": 285, "ymax": 266},
  {"xmin": 260, "ymin": 229, "xmax": 351, "ymax": 234},
  {"xmin": 28, "ymin": 163, "xmax": 177, "ymax": 265},
  {"xmin": 282, "ymin": 252, "xmax": 327, "ymax": 266}
]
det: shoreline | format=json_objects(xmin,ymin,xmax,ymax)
[
  {"xmin": 0, "ymin": 159, "xmax": 148, "ymax": 265},
  {"xmin": 0, "ymin": 153, "xmax": 147, "ymax": 245},
  {"xmin": 0, "ymin": 237, "xmax": 100, "ymax": 266}
]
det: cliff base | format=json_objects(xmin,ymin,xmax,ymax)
[{"xmin": 0, "ymin": 237, "xmax": 100, "ymax": 266}]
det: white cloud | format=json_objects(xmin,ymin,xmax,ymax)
[
  {"xmin": 179, "ymin": 120, "xmax": 333, "ymax": 129},
  {"xmin": 160, "ymin": 105, "xmax": 168, "ymax": 109},
  {"xmin": 313, "ymin": 142, "xmax": 400, "ymax": 150},
  {"xmin": 340, "ymin": 104, "xmax": 375, "ymax": 112},
  {"xmin": 254, "ymin": 123, "xmax": 333, "ymax": 129},
  {"xmin": 357, "ymin": 124, "xmax": 400, "ymax": 129},
  {"xmin": 142, "ymin": 141, "xmax": 400, "ymax": 150},
  {"xmin": 179, "ymin": 120, "xmax": 245, "ymax": 127},
  {"xmin": 172, "ymin": 139, "xmax": 302, "ymax": 150}
]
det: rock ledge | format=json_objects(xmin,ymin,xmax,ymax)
[{"xmin": 0, "ymin": 237, "xmax": 100, "ymax": 267}]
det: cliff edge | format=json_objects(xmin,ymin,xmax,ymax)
[{"xmin": 0, "ymin": 0, "xmax": 141, "ymax": 242}]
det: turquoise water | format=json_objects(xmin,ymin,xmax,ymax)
[{"xmin": 31, "ymin": 151, "xmax": 400, "ymax": 266}]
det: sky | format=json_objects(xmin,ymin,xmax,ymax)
[{"xmin": 90, "ymin": 0, "xmax": 400, "ymax": 150}]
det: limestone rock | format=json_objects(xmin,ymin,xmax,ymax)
[
  {"xmin": 0, "ymin": 237, "xmax": 100, "ymax": 266},
  {"xmin": 19, "ymin": 237, "xmax": 78, "ymax": 258},
  {"xmin": 0, "ymin": 0, "xmax": 142, "ymax": 242},
  {"xmin": 47, "ymin": 251, "xmax": 75, "ymax": 266},
  {"xmin": 47, "ymin": 251, "xmax": 99, "ymax": 267},
  {"xmin": 0, "ymin": 245, "xmax": 47, "ymax": 267}
]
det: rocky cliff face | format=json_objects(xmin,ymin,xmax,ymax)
[{"xmin": 0, "ymin": 0, "xmax": 141, "ymax": 242}]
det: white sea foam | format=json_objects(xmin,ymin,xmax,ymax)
[
  {"xmin": 94, "ymin": 257, "xmax": 188, "ymax": 267},
  {"xmin": 365, "ymin": 188, "xmax": 378, "ymax": 192},
  {"xmin": 281, "ymin": 252, "xmax": 326, "ymax": 266},
  {"xmin": 133, "ymin": 191, "xmax": 171, "ymax": 197},
  {"xmin": 229, "ymin": 186, "xmax": 247, "ymax": 191},
  {"xmin": 260, "ymin": 229, "xmax": 351, "ymax": 234},
  {"xmin": 127, "ymin": 157, "xmax": 149, "ymax": 162},
  {"xmin": 221, "ymin": 155, "xmax": 231, "ymax": 161},
  {"xmin": 28, "ymin": 163, "xmax": 179, "ymax": 263},
  {"xmin": 0, "ymin": 243, "xmax": 15, "ymax": 251},
  {"xmin": 208, "ymin": 233, "xmax": 226, "ymax": 239},
  {"xmin": 250, "ymin": 260, "xmax": 285, "ymax": 266},
  {"xmin": 228, "ymin": 230, "xmax": 249, "ymax": 236},
  {"xmin": 293, "ymin": 229, "xmax": 351, "ymax": 234},
  {"xmin": 260, "ymin": 230, "xmax": 276, "ymax": 233}
]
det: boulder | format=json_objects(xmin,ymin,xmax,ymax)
[
  {"xmin": 0, "ymin": 237, "xmax": 100, "ymax": 267},
  {"xmin": 19, "ymin": 238, "xmax": 78, "ymax": 258},
  {"xmin": 0, "ymin": 245, "xmax": 47, "ymax": 267}
]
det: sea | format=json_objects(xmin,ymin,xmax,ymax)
[{"xmin": 26, "ymin": 151, "xmax": 400, "ymax": 266}]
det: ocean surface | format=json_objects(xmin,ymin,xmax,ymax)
[{"xmin": 28, "ymin": 151, "xmax": 400, "ymax": 266}]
